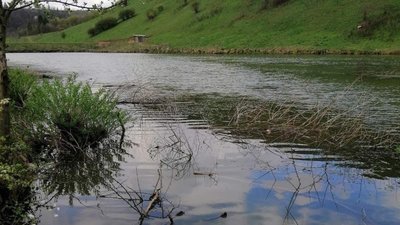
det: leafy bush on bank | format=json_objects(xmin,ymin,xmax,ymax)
[{"xmin": 0, "ymin": 139, "xmax": 35, "ymax": 225}]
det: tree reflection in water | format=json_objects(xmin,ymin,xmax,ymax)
[
  {"xmin": 38, "ymin": 137, "xmax": 129, "ymax": 206},
  {"xmin": 238, "ymin": 140, "xmax": 400, "ymax": 225},
  {"xmin": 36, "ymin": 123, "xmax": 194, "ymax": 225},
  {"xmin": 98, "ymin": 124, "xmax": 200, "ymax": 224},
  {"xmin": 36, "ymin": 113, "xmax": 400, "ymax": 225}
]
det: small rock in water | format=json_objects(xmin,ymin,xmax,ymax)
[{"xmin": 220, "ymin": 212, "xmax": 227, "ymax": 218}]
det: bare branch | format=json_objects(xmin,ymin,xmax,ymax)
[{"xmin": 8, "ymin": 0, "xmax": 116, "ymax": 13}]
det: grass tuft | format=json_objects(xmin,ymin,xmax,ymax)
[{"xmin": 22, "ymin": 76, "xmax": 127, "ymax": 150}]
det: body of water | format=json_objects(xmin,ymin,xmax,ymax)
[{"xmin": 8, "ymin": 53, "xmax": 400, "ymax": 225}]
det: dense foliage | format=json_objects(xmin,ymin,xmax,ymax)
[
  {"xmin": 9, "ymin": 69, "xmax": 37, "ymax": 108},
  {"xmin": 24, "ymin": 76, "xmax": 127, "ymax": 150},
  {"xmin": 0, "ymin": 139, "xmax": 35, "ymax": 225},
  {"xmin": 88, "ymin": 17, "xmax": 118, "ymax": 37},
  {"xmin": 8, "ymin": 9, "xmax": 92, "ymax": 37},
  {"xmin": 118, "ymin": 8, "xmax": 136, "ymax": 21},
  {"xmin": 5, "ymin": 70, "xmax": 129, "ymax": 223}
]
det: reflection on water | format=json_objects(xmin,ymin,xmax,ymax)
[
  {"xmin": 7, "ymin": 53, "xmax": 400, "ymax": 129},
  {"xmin": 36, "ymin": 105, "xmax": 400, "ymax": 225},
  {"xmin": 7, "ymin": 53, "xmax": 400, "ymax": 224},
  {"xmin": 37, "ymin": 137, "xmax": 129, "ymax": 205}
]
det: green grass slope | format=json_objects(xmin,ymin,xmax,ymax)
[{"xmin": 12, "ymin": 0, "xmax": 400, "ymax": 53}]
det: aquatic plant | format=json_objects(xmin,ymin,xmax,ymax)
[
  {"xmin": 169, "ymin": 94, "xmax": 398, "ymax": 151},
  {"xmin": 23, "ymin": 76, "xmax": 128, "ymax": 151}
]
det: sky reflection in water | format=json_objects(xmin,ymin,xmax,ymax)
[
  {"xmin": 38, "ymin": 107, "xmax": 400, "ymax": 225},
  {"xmin": 7, "ymin": 53, "xmax": 400, "ymax": 225}
]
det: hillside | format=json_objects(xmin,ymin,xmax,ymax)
[{"xmin": 11, "ymin": 0, "xmax": 400, "ymax": 53}]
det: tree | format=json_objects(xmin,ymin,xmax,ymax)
[
  {"xmin": 0, "ymin": 0, "xmax": 117, "ymax": 138},
  {"xmin": 37, "ymin": 13, "xmax": 49, "ymax": 33}
]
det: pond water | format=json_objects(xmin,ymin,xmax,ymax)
[{"xmin": 8, "ymin": 53, "xmax": 400, "ymax": 225}]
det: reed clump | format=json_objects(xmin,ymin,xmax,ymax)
[
  {"xmin": 174, "ymin": 94, "xmax": 397, "ymax": 151},
  {"xmin": 229, "ymin": 100, "xmax": 393, "ymax": 150},
  {"xmin": 11, "ymin": 74, "xmax": 128, "ymax": 152}
]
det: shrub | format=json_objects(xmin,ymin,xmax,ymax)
[
  {"xmin": 87, "ymin": 27, "xmax": 97, "ymax": 37},
  {"xmin": 95, "ymin": 17, "xmax": 118, "ymax": 32},
  {"xmin": 146, "ymin": 9, "xmax": 158, "ymax": 20},
  {"xmin": 118, "ymin": 8, "xmax": 136, "ymax": 21},
  {"xmin": 88, "ymin": 17, "xmax": 118, "ymax": 36},
  {"xmin": 0, "ymin": 140, "xmax": 35, "ymax": 225},
  {"xmin": 261, "ymin": 0, "xmax": 290, "ymax": 10},
  {"xmin": 196, "ymin": 6, "xmax": 223, "ymax": 22},
  {"xmin": 271, "ymin": 0, "xmax": 289, "ymax": 7},
  {"xmin": 177, "ymin": 0, "xmax": 188, "ymax": 10},
  {"xmin": 191, "ymin": 1, "xmax": 200, "ymax": 14},
  {"xmin": 24, "ymin": 76, "xmax": 128, "ymax": 150},
  {"xmin": 9, "ymin": 69, "xmax": 37, "ymax": 108},
  {"xmin": 157, "ymin": 4, "xmax": 165, "ymax": 13},
  {"xmin": 61, "ymin": 32, "xmax": 66, "ymax": 39}
]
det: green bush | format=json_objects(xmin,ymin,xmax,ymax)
[
  {"xmin": 146, "ymin": 8, "xmax": 158, "ymax": 20},
  {"xmin": 0, "ymin": 140, "xmax": 35, "ymax": 225},
  {"xmin": 95, "ymin": 17, "xmax": 118, "ymax": 32},
  {"xmin": 271, "ymin": 0, "xmax": 289, "ymax": 7},
  {"xmin": 261, "ymin": 0, "xmax": 290, "ymax": 10},
  {"xmin": 88, "ymin": 17, "xmax": 118, "ymax": 37},
  {"xmin": 157, "ymin": 4, "xmax": 165, "ymax": 13},
  {"xmin": 191, "ymin": 1, "xmax": 200, "ymax": 14},
  {"xmin": 87, "ymin": 27, "xmax": 97, "ymax": 37},
  {"xmin": 119, "ymin": 8, "xmax": 136, "ymax": 21},
  {"xmin": 9, "ymin": 69, "xmax": 37, "ymax": 108},
  {"xmin": 24, "ymin": 76, "xmax": 128, "ymax": 150}
]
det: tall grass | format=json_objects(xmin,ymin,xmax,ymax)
[
  {"xmin": 23, "ymin": 76, "xmax": 128, "ymax": 151},
  {"xmin": 9, "ymin": 69, "xmax": 37, "ymax": 108},
  {"xmin": 170, "ymin": 94, "xmax": 398, "ymax": 151}
]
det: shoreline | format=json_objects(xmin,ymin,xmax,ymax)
[{"xmin": 7, "ymin": 42, "xmax": 400, "ymax": 56}]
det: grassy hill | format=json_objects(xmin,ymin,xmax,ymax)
[{"xmin": 10, "ymin": 0, "xmax": 400, "ymax": 53}]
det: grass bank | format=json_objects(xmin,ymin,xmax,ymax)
[
  {"xmin": 8, "ymin": 41, "xmax": 400, "ymax": 55},
  {"xmin": 8, "ymin": 0, "xmax": 400, "ymax": 54}
]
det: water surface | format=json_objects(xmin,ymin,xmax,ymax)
[{"xmin": 8, "ymin": 53, "xmax": 400, "ymax": 225}]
